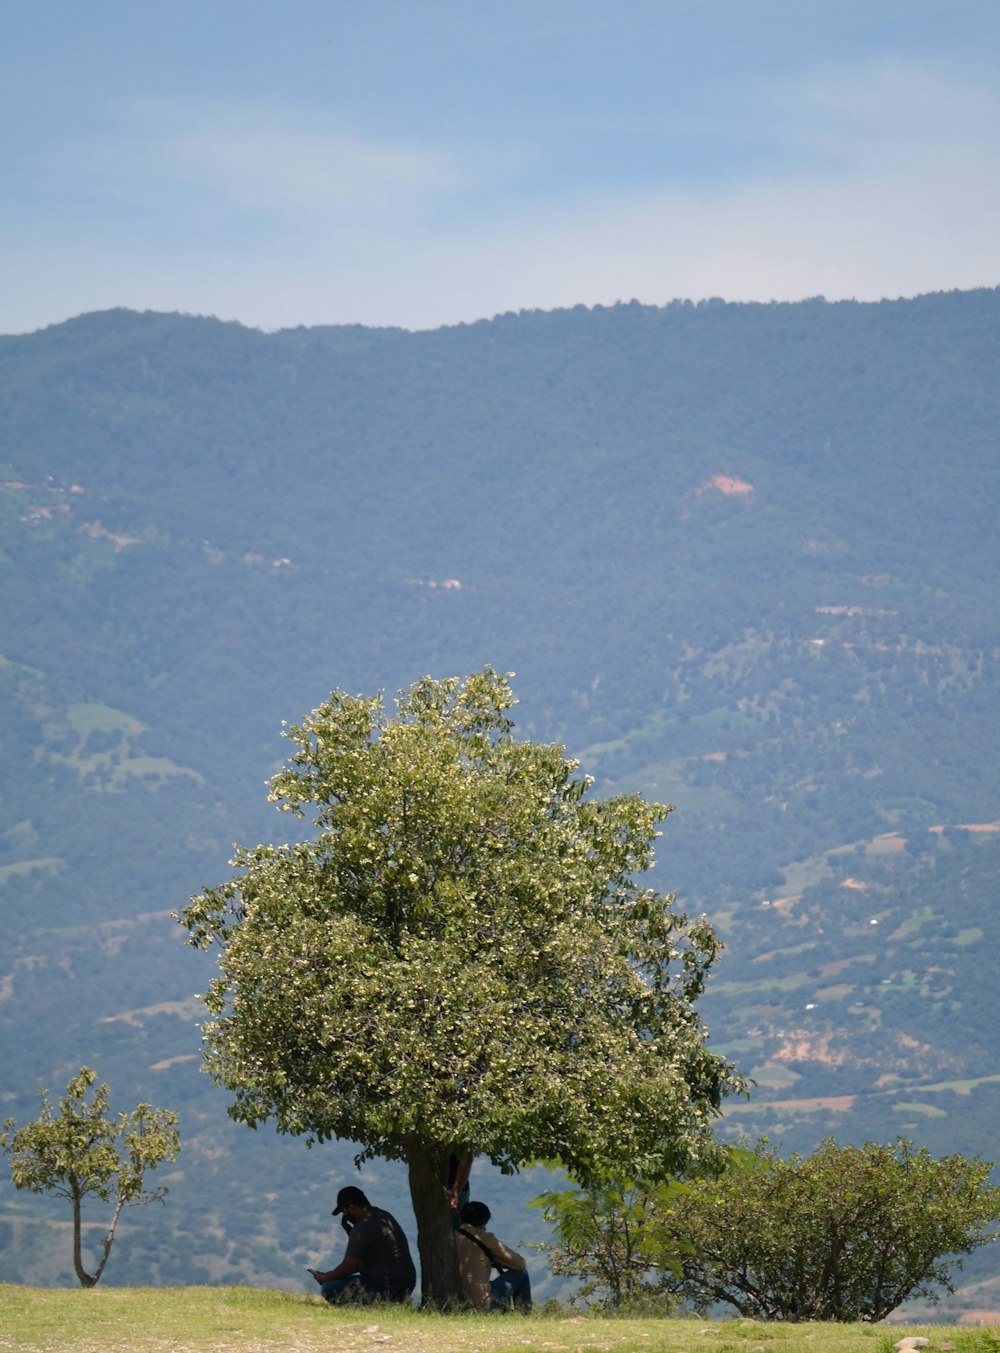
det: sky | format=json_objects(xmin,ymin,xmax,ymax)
[{"xmin": 3, "ymin": 0, "xmax": 999, "ymax": 335}]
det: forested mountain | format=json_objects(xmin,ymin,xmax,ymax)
[{"xmin": 1, "ymin": 289, "xmax": 998, "ymax": 1312}]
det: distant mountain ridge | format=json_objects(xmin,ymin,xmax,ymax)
[{"xmin": 1, "ymin": 289, "xmax": 998, "ymax": 1311}]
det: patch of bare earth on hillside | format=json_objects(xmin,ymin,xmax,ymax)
[
  {"xmin": 760, "ymin": 1094, "xmax": 857, "ymax": 1112},
  {"xmin": 101, "ymin": 996, "xmax": 204, "ymax": 1027},
  {"xmin": 930, "ymin": 820, "xmax": 1000, "ymax": 834},
  {"xmin": 696, "ymin": 474, "xmax": 755, "ymax": 497},
  {"xmin": 753, "ymin": 1028, "xmax": 964, "ymax": 1112},
  {"xmin": 955, "ymin": 1310, "xmax": 1000, "ymax": 1325},
  {"xmin": 772, "ymin": 1032, "xmax": 851, "ymax": 1068},
  {"xmin": 817, "ymin": 955, "xmax": 875, "ymax": 979},
  {"xmin": 680, "ymin": 473, "xmax": 755, "ymax": 519}
]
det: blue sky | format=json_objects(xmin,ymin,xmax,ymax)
[{"xmin": 3, "ymin": 0, "xmax": 999, "ymax": 334}]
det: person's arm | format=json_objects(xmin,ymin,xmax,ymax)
[
  {"xmin": 311, "ymin": 1254, "xmax": 360, "ymax": 1283},
  {"xmin": 449, "ymin": 1152, "xmax": 473, "ymax": 1213},
  {"xmin": 483, "ymin": 1231, "xmax": 526, "ymax": 1271}
]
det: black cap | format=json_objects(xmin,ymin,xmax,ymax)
[{"xmin": 332, "ymin": 1185, "xmax": 370, "ymax": 1215}]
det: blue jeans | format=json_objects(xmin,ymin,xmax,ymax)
[
  {"xmin": 321, "ymin": 1274, "xmax": 411, "ymax": 1305},
  {"xmin": 490, "ymin": 1267, "xmax": 532, "ymax": 1311}
]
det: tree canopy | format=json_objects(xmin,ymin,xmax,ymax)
[
  {"xmin": 1, "ymin": 1067, "xmax": 180, "ymax": 1287},
  {"xmin": 660, "ymin": 1138, "xmax": 1000, "ymax": 1321},
  {"xmin": 180, "ymin": 667, "xmax": 744, "ymax": 1303}
]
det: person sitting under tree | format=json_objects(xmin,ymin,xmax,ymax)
[
  {"xmin": 455, "ymin": 1200, "xmax": 532, "ymax": 1312},
  {"xmin": 310, "ymin": 1185, "xmax": 416, "ymax": 1304}
]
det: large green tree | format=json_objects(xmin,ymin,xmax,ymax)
[
  {"xmin": 1, "ymin": 1067, "xmax": 180, "ymax": 1287},
  {"xmin": 180, "ymin": 667, "xmax": 743, "ymax": 1306}
]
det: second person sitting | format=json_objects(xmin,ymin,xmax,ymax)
[{"xmin": 455, "ymin": 1200, "xmax": 532, "ymax": 1312}]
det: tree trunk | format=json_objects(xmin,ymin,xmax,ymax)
[
  {"xmin": 403, "ymin": 1138, "xmax": 463, "ymax": 1309},
  {"xmin": 91, "ymin": 1193, "xmax": 125, "ymax": 1286},
  {"xmin": 70, "ymin": 1188, "xmax": 96, "ymax": 1288}
]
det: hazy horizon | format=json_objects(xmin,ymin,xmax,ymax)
[{"xmin": 4, "ymin": 0, "xmax": 999, "ymax": 335}]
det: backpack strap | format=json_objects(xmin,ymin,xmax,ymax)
[{"xmin": 457, "ymin": 1226, "xmax": 507, "ymax": 1273}]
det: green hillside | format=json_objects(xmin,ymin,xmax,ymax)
[{"xmin": 1, "ymin": 290, "xmax": 998, "ymax": 1311}]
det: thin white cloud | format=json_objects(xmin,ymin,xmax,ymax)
[
  {"xmin": 416, "ymin": 60, "xmax": 1000, "ymax": 316},
  {"xmin": 168, "ymin": 115, "xmax": 466, "ymax": 222},
  {"xmin": 791, "ymin": 59, "xmax": 1000, "ymax": 158},
  {"xmin": 3, "ymin": 61, "xmax": 998, "ymax": 334}
]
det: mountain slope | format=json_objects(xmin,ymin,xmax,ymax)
[{"xmin": 1, "ymin": 289, "xmax": 998, "ymax": 1306}]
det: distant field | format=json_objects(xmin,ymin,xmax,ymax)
[
  {"xmin": 3, "ymin": 1285, "xmax": 996, "ymax": 1353},
  {"xmin": 38, "ymin": 701, "xmax": 203, "ymax": 790},
  {"xmin": 0, "ymin": 858, "xmax": 62, "ymax": 884}
]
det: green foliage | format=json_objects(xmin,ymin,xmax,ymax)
[
  {"xmin": 179, "ymin": 667, "xmax": 743, "ymax": 1302},
  {"xmin": 1, "ymin": 1067, "xmax": 180, "ymax": 1287},
  {"xmin": 531, "ymin": 1178, "xmax": 682, "ymax": 1312},
  {"xmin": 658, "ymin": 1138, "xmax": 1000, "ymax": 1322}
]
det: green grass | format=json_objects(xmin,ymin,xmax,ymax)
[
  {"xmin": 890, "ymin": 1101, "xmax": 949, "ymax": 1118},
  {"xmin": 744, "ymin": 1066, "xmax": 801, "ymax": 1090},
  {"xmin": 956, "ymin": 927, "xmax": 984, "ymax": 946},
  {"xmin": 0, "ymin": 858, "xmax": 62, "ymax": 885},
  {"xmin": 752, "ymin": 941, "xmax": 820, "ymax": 963},
  {"xmin": 65, "ymin": 703, "xmax": 146, "ymax": 738},
  {"xmin": 3, "ymin": 1286, "xmax": 999, "ymax": 1353},
  {"xmin": 711, "ymin": 972, "xmax": 812, "ymax": 998},
  {"xmin": 913, "ymin": 1073, "xmax": 1000, "ymax": 1097},
  {"xmin": 34, "ymin": 701, "xmax": 201, "ymax": 792},
  {"xmin": 888, "ymin": 907, "xmax": 934, "ymax": 940}
]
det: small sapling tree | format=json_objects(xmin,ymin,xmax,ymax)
[
  {"xmin": 532, "ymin": 1177, "xmax": 683, "ymax": 1311},
  {"xmin": 1, "ymin": 1067, "xmax": 181, "ymax": 1287},
  {"xmin": 180, "ymin": 667, "xmax": 744, "ymax": 1306}
]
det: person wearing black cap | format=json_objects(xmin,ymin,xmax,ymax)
[{"xmin": 310, "ymin": 1186, "xmax": 416, "ymax": 1304}]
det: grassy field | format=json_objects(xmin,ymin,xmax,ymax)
[{"xmin": 2, "ymin": 1287, "xmax": 1000, "ymax": 1353}]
